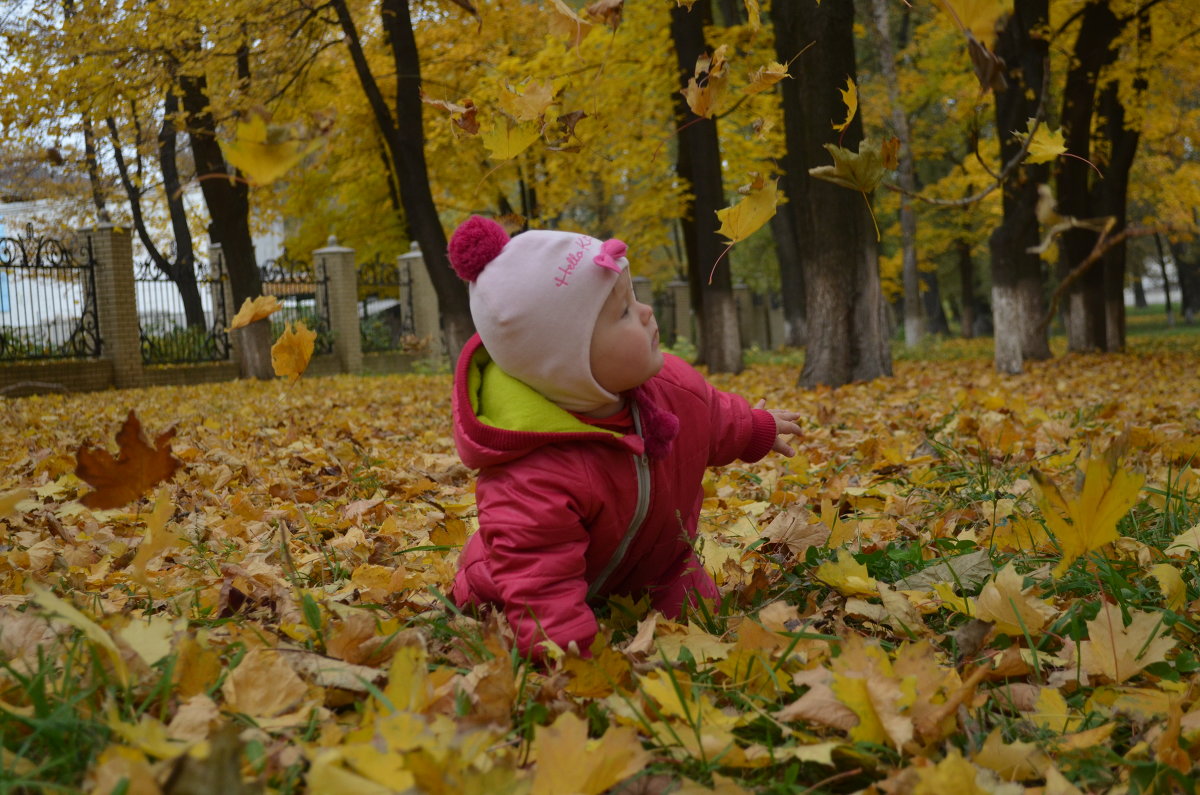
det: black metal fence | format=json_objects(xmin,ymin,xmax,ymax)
[
  {"xmin": 135, "ymin": 256, "xmax": 231, "ymax": 364},
  {"xmin": 357, "ymin": 254, "xmax": 414, "ymax": 352},
  {"xmin": 258, "ymin": 250, "xmax": 334, "ymax": 354},
  {"xmin": 0, "ymin": 226, "xmax": 101, "ymax": 361}
]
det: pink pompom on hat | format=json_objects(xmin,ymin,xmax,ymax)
[{"xmin": 448, "ymin": 216, "xmax": 629, "ymax": 413}]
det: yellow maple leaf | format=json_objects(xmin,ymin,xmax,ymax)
[
  {"xmin": 481, "ymin": 120, "xmax": 541, "ymax": 160},
  {"xmin": 715, "ymin": 176, "xmax": 778, "ymax": 244},
  {"xmin": 271, "ymin": 321, "xmax": 317, "ymax": 383},
  {"xmin": 972, "ymin": 563, "xmax": 1058, "ymax": 637},
  {"xmin": 531, "ymin": 712, "xmax": 651, "ymax": 795},
  {"xmin": 831, "ymin": 76, "xmax": 858, "ymax": 133},
  {"xmin": 682, "ymin": 44, "xmax": 729, "ymax": 118},
  {"xmin": 229, "ymin": 294, "xmax": 282, "ymax": 330},
  {"xmin": 829, "ymin": 637, "xmax": 915, "ymax": 748},
  {"xmin": 1030, "ymin": 443, "xmax": 1144, "ymax": 577},
  {"xmin": 1013, "ymin": 118, "xmax": 1067, "ymax": 164},
  {"xmin": 129, "ymin": 490, "xmax": 183, "ymax": 589},
  {"xmin": 1078, "ymin": 602, "xmax": 1175, "ymax": 684},
  {"xmin": 500, "ymin": 79, "xmax": 556, "ymax": 123},
  {"xmin": 0, "ymin": 488, "xmax": 31, "ymax": 519},
  {"xmin": 911, "ymin": 749, "xmax": 994, "ymax": 795},
  {"xmin": 972, "ymin": 727, "xmax": 1049, "ymax": 781},
  {"xmin": 219, "ymin": 110, "xmax": 323, "ymax": 186},
  {"xmin": 547, "ymin": 0, "xmax": 594, "ymax": 47},
  {"xmin": 221, "ymin": 648, "xmax": 307, "ymax": 718},
  {"xmin": 744, "ymin": 61, "xmax": 788, "ymax": 95},
  {"xmin": 28, "ymin": 584, "xmax": 129, "ymax": 687},
  {"xmin": 1029, "ymin": 686, "xmax": 1081, "ymax": 733},
  {"xmin": 814, "ymin": 549, "xmax": 878, "ymax": 597},
  {"xmin": 932, "ymin": 0, "xmax": 1012, "ymax": 50},
  {"xmin": 1148, "ymin": 563, "xmax": 1186, "ymax": 612}
]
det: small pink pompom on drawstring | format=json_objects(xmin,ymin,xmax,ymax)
[{"xmin": 448, "ymin": 216, "xmax": 509, "ymax": 282}]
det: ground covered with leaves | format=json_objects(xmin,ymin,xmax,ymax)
[{"xmin": 2, "ymin": 334, "xmax": 1200, "ymax": 794}]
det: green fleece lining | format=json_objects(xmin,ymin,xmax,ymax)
[{"xmin": 468, "ymin": 348, "xmax": 623, "ymax": 438}]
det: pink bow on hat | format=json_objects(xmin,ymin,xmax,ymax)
[{"xmin": 593, "ymin": 238, "xmax": 627, "ymax": 273}]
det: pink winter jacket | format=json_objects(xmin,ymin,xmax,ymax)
[{"xmin": 450, "ymin": 334, "xmax": 777, "ymax": 657}]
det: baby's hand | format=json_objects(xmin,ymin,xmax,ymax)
[{"xmin": 755, "ymin": 399, "xmax": 802, "ymax": 457}]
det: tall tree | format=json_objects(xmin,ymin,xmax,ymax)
[
  {"xmin": 870, "ymin": 0, "xmax": 924, "ymax": 347},
  {"xmin": 772, "ymin": 0, "xmax": 891, "ymax": 388},
  {"xmin": 328, "ymin": 0, "xmax": 474, "ymax": 357},
  {"xmin": 990, "ymin": 0, "xmax": 1052, "ymax": 374},
  {"xmin": 1055, "ymin": 0, "xmax": 1123, "ymax": 353},
  {"xmin": 669, "ymin": 3, "xmax": 742, "ymax": 373}
]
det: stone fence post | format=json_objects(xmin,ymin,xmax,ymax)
[
  {"xmin": 82, "ymin": 224, "xmax": 143, "ymax": 388},
  {"xmin": 315, "ymin": 237, "xmax": 362, "ymax": 374},
  {"xmin": 400, "ymin": 242, "xmax": 444, "ymax": 356}
]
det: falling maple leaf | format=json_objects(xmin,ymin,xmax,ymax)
[
  {"xmin": 219, "ymin": 108, "xmax": 324, "ymax": 186},
  {"xmin": 499, "ymin": 80, "xmax": 556, "ymax": 123},
  {"xmin": 547, "ymin": 0, "xmax": 594, "ymax": 47},
  {"xmin": 931, "ymin": 0, "xmax": 1011, "ymax": 51},
  {"xmin": 74, "ymin": 410, "xmax": 182, "ymax": 510},
  {"xmin": 831, "ymin": 76, "xmax": 858, "ymax": 134},
  {"xmin": 682, "ymin": 45, "xmax": 729, "ymax": 119},
  {"xmin": 809, "ymin": 139, "xmax": 885, "ymax": 194},
  {"xmin": 715, "ymin": 175, "xmax": 778, "ymax": 245},
  {"xmin": 1013, "ymin": 118, "xmax": 1067, "ymax": 164},
  {"xmin": 744, "ymin": 61, "xmax": 789, "ymax": 95},
  {"xmin": 1078, "ymin": 602, "xmax": 1175, "ymax": 683},
  {"xmin": 1030, "ymin": 442, "xmax": 1144, "ymax": 577},
  {"xmin": 271, "ymin": 321, "xmax": 317, "ymax": 383},
  {"xmin": 481, "ymin": 120, "xmax": 541, "ymax": 160},
  {"xmin": 583, "ymin": 0, "xmax": 623, "ymax": 30},
  {"xmin": 228, "ymin": 294, "xmax": 282, "ymax": 330}
]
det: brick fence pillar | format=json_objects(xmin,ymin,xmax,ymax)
[
  {"xmin": 314, "ymin": 237, "xmax": 362, "ymax": 374},
  {"xmin": 400, "ymin": 242, "xmax": 444, "ymax": 357},
  {"xmin": 82, "ymin": 224, "xmax": 143, "ymax": 388}
]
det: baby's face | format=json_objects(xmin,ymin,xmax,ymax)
[{"xmin": 589, "ymin": 270, "xmax": 664, "ymax": 395}]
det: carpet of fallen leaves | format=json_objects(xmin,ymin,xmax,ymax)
[{"xmin": 2, "ymin": 336, "xmax": 1200, "ymax": 794}]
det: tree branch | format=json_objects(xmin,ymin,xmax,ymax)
[{"xmin": 1037, "ymin": 223, "xmax": 1167, "ymax": 334}]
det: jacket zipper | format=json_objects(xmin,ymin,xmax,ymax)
[{"xmin": 587, "ymin": 400, "xmax": 651, "ymax": 601}]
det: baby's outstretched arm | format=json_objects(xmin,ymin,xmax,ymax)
[{"xmin": 754, "ymin": 399, "xmax": 802, "ymax": 457}]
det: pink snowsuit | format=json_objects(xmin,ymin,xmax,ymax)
[{"xmin": 451, "ymin": 334, "xmax": 777, "ymax": 656}]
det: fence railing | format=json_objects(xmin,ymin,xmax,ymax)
[
  {"xmin": 135, "ymin": 256, "xmax": 231, "ymax": 365},
  {"xmin": 357, "ymin": 254, "xmax": 415, "ymax": 352},
  {"xmin": 257, "ymin": 250, "xmax": 334, "ymax": 354},
  {"xmin": 0, "ymin": 226, "xmax": 101, "ymax": 361}
]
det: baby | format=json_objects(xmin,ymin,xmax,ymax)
[{"xmin": 447, "ymin": 216, "xmax": 800, "ymax": 658}]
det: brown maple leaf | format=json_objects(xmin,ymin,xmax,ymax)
[{"xmin": 74, "ymin": 410, "xmax": 182, "ymax": 509}]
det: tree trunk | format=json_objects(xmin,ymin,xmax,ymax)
[
  {"xmin": 1132, "ymin": 277, "xmax": 1147, "ymax": 308},
  {"xmin": 1057, "ymin": 0, "xmax": 1121, "ymax": 353},
  {"xmin": 957, "ymin": 239, "xmax": 976, "ymax": 338},
  {"xmin": 921, "ymin": 271, "xmax": 951, "ymax": 335},
  {"xmin": 81, "ymin": 115, "xmax": 111, "ymax": 224},
  {"xmin": 158, "ymin": 91, "xmax": 205, "ymax": 329},
  {"xmin": 870, "ymin": 0, "xmax": 923, "ymax": 347},
  {"xmin": 769, "ymin": 211, "xmax": 806, "ymax": 347},
  {"xmin": 1158, "ymin": 234, "xmax": 1175, "ymax": 326},
  {"xmin": 669, "ymin": 2, "xmax": 742, "ymax": 373},
  {"xmin": 333, "ymin": 0, "xmax": 474, "ymax": 358},
  {"xmin": 773, "ymin": 0, "xmax": 890, "ymax": 388},
  {"xmin": 106, "ymin": 107, "xmax": 205, "ymax": 330},
  {"xmin": 989, "ymin": 0, "xmax": 1051, "ymax": 374},
  {"xmin": 1171, "ymin": 241, "xmax": 1200, "ymax": 324},
  {"xmin": 178, "ymin": 71, "xmax": 271, "ymax": 379}
]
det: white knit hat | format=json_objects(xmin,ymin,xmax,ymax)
[{"xmin": 447, "ymin": 216, "xmax": 630, "ymax": 413}]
